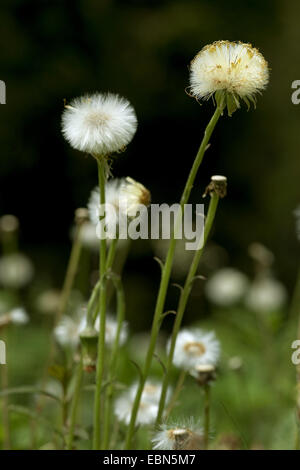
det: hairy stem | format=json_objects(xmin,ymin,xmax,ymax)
[
  {"xmin": 125, "ymin": 106, "xmax": 222, "ymax": 449},
  {"xmin": 156, "ymin": 192, "xmax": 219, "ymax": 424},
  {"xmin": 203, "ymin": 384, "xmax": 211, "ymax": 450},
  {"xmin": 102, "ymin": 274, "xmax": 125, "ymax": 449},
  {"xmin": 66, "ymin": 354, "xmax": 83, "ymax": 450},
  {"xmin": 93, "ymin": 159, "xmax": 107, "ymax": 450}
]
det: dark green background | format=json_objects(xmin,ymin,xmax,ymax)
[{"xmin": 0, "ymin": 0, "xmax": 299, "ymax": 312}]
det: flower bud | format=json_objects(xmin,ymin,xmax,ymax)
[{"xmin": 80, "ymin": 326, "xmax": 98, "ymax": 372}]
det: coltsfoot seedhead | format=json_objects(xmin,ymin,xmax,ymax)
[
  {"xmin": 193, "ymin": 363, "xmax": 217, "ymax": 386},
  {"xmin": 203, "ymin": 175, "xmax": 227, "ymax": 198}
]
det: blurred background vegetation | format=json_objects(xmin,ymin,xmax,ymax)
[{"xmin": 0, "ymin": 0, "xmax": 300, "ymax": 450}]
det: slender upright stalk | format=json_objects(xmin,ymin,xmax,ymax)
[
  {"xmin": 288, "ymin": 265, "xmax": 300, "ymax": 449},
  {"xmin": 203, "ymin": 384, "xmax": 211, "ymax": 450},
  {"xmin": 93, "ymin": 159, "xmax": 108, "ymax": 450},
  {"xmin": 293, "ymin": 268, "xmax": 300, "ymax": 449},
  {"xmin": 156, "ymin": 192, "xmax": 219, "ymax": 424},
  {"xmin": 102, "ymin": 274, "xmax": 125, "ymax": 449},
  {"xmin": 125, "ymin": 106, "xmax": 222, "ymax": 449},
  {"xmin": 1, "ymin": 329, "xmax": 11, "ymax": 449},
  {"xmin": 66, "ymin": 354, "xmax": 83, "ymax": 450},
  {"xmin": 164, "ymin": 369, "xmax": 186, "ymax": 420},
  {"xmin": 106, "ymin": 237, "xmax": 118, "ymax": 272},
  {"xmin": 56, "ymin": 223, "xmax": 84, "ymax": 325},
  {"xmin": 36, "ymin": 213, "xmax": 85, "ymax": 425}
]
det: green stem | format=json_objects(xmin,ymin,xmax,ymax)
[
  {"xmin": 290, "ymin": 267, "xmax": 300, "ymax": 320},
  {"xmin": 125, "ymin": 106, "xmax": 222, "ymax": 449},
  {"xmin": 1, "ymin": 329, "xmax": 11, "ymax": 449},
  {"xmin": 203, "ymin": 384, "xmax": 211, "ymax": 450},
  {"xmin": 56, "ymin": 224, "xmax": 84, "ymax": 325},
  {"xmin": 291, "ymin": 267, "xmax": 300, "ymax": 449},
  {"xmin": 87, "ymin": 237, "xmax": 119, "ymax": 327},
  {"xmin": 102, "ymin": 274, "xmax": 125, "ymax": 449},
  {"xmin": 93, "ymin": 159, "xmax": 107, "ymax": 450},
  {"xmin": 87, "ymin": 280, "xmax": 101, "ymax": 326},
  {"xmin": 106, "ymin": 237, "xmax": 118, "ymax": 272},
  {"xmin": 36, "ymin": 218, "xmax": 84, "ymax": 426},
  {"xmin": 156, "ymin": 192, "xmax": 219, "ymax": 424},
  {"xmin": 164, "ymin": 369, "xmax": 186, "ymax": 420},
  {"xmin": 66, "ymin": 354, "xmax": 83, "ymax": 450}
]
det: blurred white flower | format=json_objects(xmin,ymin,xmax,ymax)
[
  {"xmin": 35, "ymin": 289, "xmax": 61, "ymax": 315},
  {"xmin": 61, "ymin": 93, "xmax": 137, "ymax": 156},
  {"xmin": 245, "ymin": 277, "xmax": 287, "ymax": 313},
  {"xmin": 8, "ymin": 307, "xmax": 29, "ymax": 325},
  {"xmin": 0, "ymin": 214, "xmax": 19, "ymax": 233},
  {"xmin": 205, "ymin": 267, "xmax": 248, "ymax": 306},
  {"xmin": 54, "ymin": 315, "xmax": 82, "ymax": 349},
  {"xmin": 96, "ymin": 314, "xmax": 128, "ymax": 347},
  {"xmin": 88, "ymin": 178, "xmax": 125, "ymax": 239},
  {"xmin": 114, "ymin": 380, "xmax": 169, "ymax": 425},
  {"xmin": 248, "ymin": 242, "xmax": 274, "ymax": 268},
  {"xmin": 170, "ymin": 328, "xmax": 220, "ymax": 371},
  {"xmin": 54, "ymin": 312, "xmax": 127, "ymax": 349},
  {"xmin": 0, "ymin": 253, "xmax": 34, "ymax": 289},
  {"xmin": 88, "ymin": 177, "xmax": 150, "ymax": 238},
  {"xmin": 78, "ymin": 221, "xmax": 99, "ymax": 250},
  {"xmin": 152, "ymin": 421, "xmax": 203, "ymax": 450},
  {"xmin": 189, "ymin": 41, "xmax": 269, "ymax": 113}
]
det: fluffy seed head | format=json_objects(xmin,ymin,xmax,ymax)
[
  {"xmin": 189, "ymin": 41, "xmax": 269, "ymax": 113},
  {"xmin": 245, "ymin": 277, "xmax": 287, "ymax": 313},
  {"xmin": 61, "ymin": 93, "xmax": 137, "ymax": 156},
  {"xmin": 114, "ymin": 380, "xmax": 170, "ymax": 425},
  {"xmin": 8, "ymin": 307, "xmax": 29, "ymax": 325},
  {"xmin": 152, "ymin": 421, "xmax": 203, "ymax": 450},
  {"xmin": 0, "ymin": 253, "xmax": 34, "ymax": 289},
  {"xmin": 205, "ymin": 267, "xmax": 249, "ymax": 306},
  {"xmin": 119, "ymin": 177, "xmax": 151, "ymax": 218},
  {"xmin": 169, "ymin": 328, "xmax": 220, "ymax": 371},
  {"xmin": 88, "ymin": 178, "xmax": 123, "ymax": 239},
  {"xmin": 88, "ymin": 177, "xmax": 150, "ymax": 239},
  {"xmin": 54, "ymin": 311, "xmax": 127, "ymax": 349}
]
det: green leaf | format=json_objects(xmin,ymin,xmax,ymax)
[
  {"xmin": 226, "ymin": 93, "xmax": 240, "ymax": 117},
  {"xmin": 48, "ymin": 364, "xmax": 67, "ymax": 383}
]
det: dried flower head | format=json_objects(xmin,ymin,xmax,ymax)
[
  {"xmin": 152, "ymin": 421, "xmax": 203, "ymax": 450},
  {"xmin": 119, "ymin": 177, "xmax": 151, "ymax": 218},
  {"xmin": 88, "ymin": 177, "xmax": 150, "ymax": 238},
  {"xmin": 189, "ymin": 41, "xmax": 269, "ymax": 115},
  {"xmin": 169, "ymin": 328, "xmax": 220, "ymax": 372},
  {"xmin": 61, "ymin": 93, "xmax": 137, "ymax": 157},
  {"xmin": 191, "ymin": 363, "xmax": 216, "ymax": 385},
  {"xmin": 205, "ymin": 267, "xmax": 248, "ymax": 306}
]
